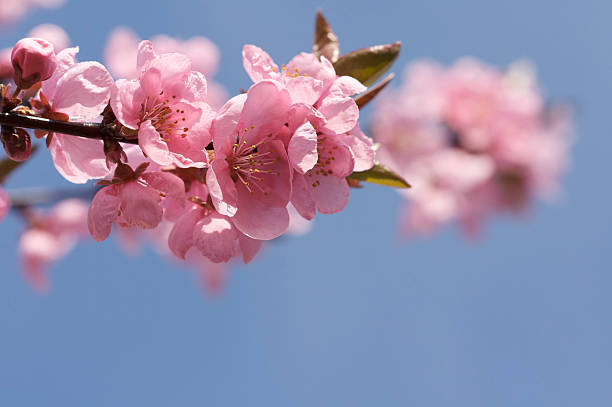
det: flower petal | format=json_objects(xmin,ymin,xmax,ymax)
[
  {"xmin": 51, "ymin": 61, "xmax": 114, "ymax": 120},
  {"xmin": 87, "ymin": 186, "xmax": 121, "ymax": 241},
  {"xmin": 168, "ymin": 207, "xmax": 202, "ymax": 259},
  {"xmin": 318, "ymin": 96, "xmax": 359, "ymax": 135},
  {"xmin": 193, "ymin": 212, "xmax": 237, "ymax": 263},
  {"xmin": 242, "ymin": 44, "xmax": 280, "ymax": 82},
  {"xmin": 288, "ymin": 121, "xmax": 318, "ymax": 174}
]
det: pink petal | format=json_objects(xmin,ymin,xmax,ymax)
[
  {"xmin": 344, "ymin": 125, "xmax": 375, "ymax": 172},
  {"xmin": 238, "ymin": 233, "xmax": 262, "ymax": 264},
  {"xmin": 52, "ymin": 61, "xmax": 114, "ymax": 120},
  {"xmin": 168, "ymin": 207, "xmax": 202, "ymax": 259},
  {"xmin": 240, "ymin": 80, "xmax": 291, "ymax": 144},
  {"xmin": 182, "ymin": 70, "xmax": 207, "ymax": 102},
  {"xmin": 286, "ymin": 52, "xmax": 336, "ymax": 86},
  {"xmin": 317, "ymin": 135, "xmax": 355, "ymax": 177},
  {"xmin": 41, "ymin": 46, "xmax": 77, "ymax": 100},
  {"xmin": 318, "ymin": 96, "xmax": 359, "ymax": 135},
  {"xmin": 326, "ymin": 75, "xmax": 367, "ymax": 98},
  {"xmin": 288, "ymin": 121, "xmax": 318, "ymax": 174},
  {"xmin": 141, "ymin": 171, "xmax": 186, "ymax": 202},
  {"xmin": 193, "ymin": 212, "xmax": 237, "ymax": 263},
  {"xmin": 285, "ymin": 75, "xmax": 324, "ymax": 105},
  {"xmin": 290, "ymin": 172, "xmax": 316, "ymax": 220},
  {"xmin": 110, "ymin": 78, "xmax": 143, "ymax": 129},
  {"xmin": 118, "ymin": 182, "xmax": 163, "ymax": 229},
  {"xmin": 206, "ymin": 158, "xmax": 238, "ymax": 217},
  {"xmin": 138, "ymin": 120, "xmax": 172, "ymax": 166},
  {"xmin": 211, "ymin": 93, "xmax": 247, "ymax": 154},
  {"xmin": 308, "ymin": 170, "xmax": 350, "ymax": 214},
  {"xmin": 232, "ymin": 201, "xmax": 289, "ymax": 240},
  {"xmin": 136, "ymin": 40, "xmax": 156, "ymax": 74},
  {"xmin": 49, "ymin": 133, "xmax": 110, "ymax": 184},
  {"xmin": 242, "ymin": 44, "xmax": 280, "ymax": 82},
  {"xmin": 87, "ymin": 186, "xmax": 121, "ymax": 241}
]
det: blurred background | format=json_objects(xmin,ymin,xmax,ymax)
[{"xmin": 0, "ymin": 0, "xmax": 610, "ymax": 405}]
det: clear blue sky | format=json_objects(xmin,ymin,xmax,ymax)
[{"xmin": 1, "ymin": 0, "xmax": 610, "ymax": 405}]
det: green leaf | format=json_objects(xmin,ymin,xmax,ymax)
[
  {"xmin": 355, "ymin": 73, "xmax": 395, "ymax": 110},
  {"xmin": 333, "ymin": 41, "xmax": 401, "ymax": 87},
  {"xmin": 347, "ymin": 162, "xmax": 411, "ymax": 188},
  {"xmin": 313, "ymin": 10, "xmax": 340, "ymax": 63}
]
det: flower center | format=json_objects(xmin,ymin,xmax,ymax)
[
  {"xmin": 228, "ymin": 132, "xmax": 280, "ymax": 195},
  {"xmin": 139, "ymin": 91, "xmax": 189, "ymax": 142}
]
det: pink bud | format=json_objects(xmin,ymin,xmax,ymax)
[
  {"xmin": 1, "ymin": 127, "xmax": 32, "ymax": 161},
  {"xmin": 11, "ymin": 38, "xmax": 57, "ymax": 90}
]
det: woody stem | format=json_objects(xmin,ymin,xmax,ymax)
[{"xmin": 0, "ymin": 112, "xmax": 138, "ymax": 144}]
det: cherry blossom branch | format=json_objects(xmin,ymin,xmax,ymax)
[{"xmin": 0, "ymin": 112, "xmax": 138, "ymax": 144}]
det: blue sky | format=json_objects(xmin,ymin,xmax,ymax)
[{"xmin": 0, "ymin": 0, "xmax": 611, "ymax": 405}]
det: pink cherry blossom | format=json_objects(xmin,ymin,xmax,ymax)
[
  {"xmin": 87, "ymin": 165, "xmax": 186, "ymax": 242},
  {"xmin": 372, "ymin": 58, "xmax": 572, "ymax": 237},
  {"xmin": 17, "ymin": 199, "xmax": 88, "ymax": 291},
  {"xmin": 242, "ymin": 45, "xmax": 375, "ymax": 218},
  {"xmin": 31, "ymin": 47, "xmax": 114, "ymax": 183},
  {"xmin": 207, "ymin": 80, "xmax": 293, "ymax": 240},
  {"xmin": 110, "ymin": 40, "xmax": 213, "ymax": 168},
  {"xmin": 0, "ymin": 187, "xmax": 10, "ymax": 222},
  {"xmin": 168, "ymin": 181, "xmax": 262, "ymax": 264}
]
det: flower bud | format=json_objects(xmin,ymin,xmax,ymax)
[
  {"xmin": 11, "ymin": 38, "xmax": 57, "ymax": 90},
  {"xmin": 1, "ymin": 127, "xmax": 32, "ymax": 162}
]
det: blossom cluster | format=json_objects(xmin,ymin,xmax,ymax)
[
  {"xmin": 0, "ymin": 22, "xmax": 380, "ymax": 290},
  {"xmin": 372, "ymin": 59, "xmax": 572, "ymax": 236}
]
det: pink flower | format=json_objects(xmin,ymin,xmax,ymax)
[
  {"xmin": 168, "ymin": 181, "xmax": 262, "ymax": 264},
  {"xmin": 0, "ymin": 187, "xmax": 10, "ymax": 222},
  {"xmin": 243, "ymin": 45, "xmax": 375, "ymax": 219},
  {"xmin": 372, "ymin": 58, "xmax": 572, "ymax": 237},
  {"xmin": 31, "ymin": 47, "xmax": 115, "ymax": 183},
  {"xmin": 207, "ymin": 80, "xmax": 293, "ymax": 240},
  {"xmin": 17, "ymin": 199, "xmax": 88, "ymax": 291},
  {"xmin": 11, "ymin": 38, "xmax": 57, "ymax": 90},
  {"xmin": 110, "ymin": 40, "xmax": 213, "ymax": 168},
  {"xmin": 87, "ymin": 164, "xmax": 186, "ymax": 242}
]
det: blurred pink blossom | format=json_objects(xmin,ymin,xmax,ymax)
[
  {"xmin": 17, "ymin": 199, "xmax": 88, "ymax": 291},
  {"xmin": 0, "ymin": 187, "xmax": 9, "ymax": 221},
  {"xmin": 372, "ymin": 58, "xmax": 572, "ymax": 237},
  {"xmin": 0, "ymin": 0, "xmax": 66, "ymax": 25}
]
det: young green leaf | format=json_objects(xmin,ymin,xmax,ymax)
[
  {"xmin": 347, "ymin": 162, "xmax": 411, "ymax": 188},
  {"xmin": 333, "ymin": 41, "xmax": 401, "ymax": 87},
  {"xmin": 355, "ymin": 73, "xmax": 395, "ymax": 110},
  {"xmin": 313, "ymin": 10, "xmax": 341, "ymax": 63}
]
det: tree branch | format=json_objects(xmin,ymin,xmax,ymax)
[{"xmin": 0, "ymin": 112, "xmax": 138, "ymax": 144}]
